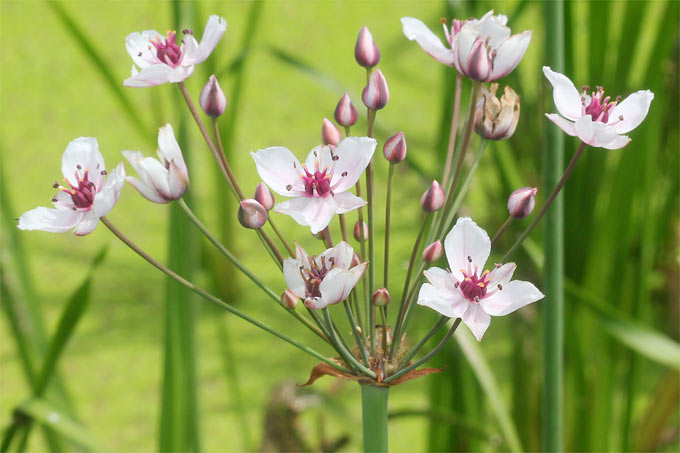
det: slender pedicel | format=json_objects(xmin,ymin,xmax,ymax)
[
  {"xmin": 442, "ymin": 74, "xmax": 463, "ymax": 185},
  {"xmin": 383, "ymin": 163, "xmax": 395, "ymax": 288}
]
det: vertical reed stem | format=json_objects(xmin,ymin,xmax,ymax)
[{"xmin": 360, "ymin": 383, "xmax": 389, "ymax": 453}]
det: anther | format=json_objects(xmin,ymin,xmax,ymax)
[
  {"xmin": 440, "ymin": 17, "xmax": 447, "ymax": 24},
  {"xmin": 313, "ymin": 150, "xmax": 318, "ymax": 157},
  {"xmin": 71, "ymin": 206, "xmax": 77, "ymax": 211},
  {"xmin": 53, "ymin": 182, "xmax": 59, "ymax": 188},
  {"xmin": 293, "ymin": 162, "xmax": 296, "ymax": 168},
  {"xmin": 51, "ymin": 197, "xmax": 57, "ymax": 202},
  {"xmin": 497, "ymin": 284, "xmax": 503, "ymax": 290},
  {"xmin": 138, "ymin": 52, "xmax": 142, "ymax": 57},
  {"xmin": 286, "ymin": 184, "xmax": 293, "ymax": 191},
  {"xmin": 619, "ymin": 115, "xmax": 624, "ymax": 121},
  {"xmin": 454, "ymin": 282, "xmax": 460, "ymax": 288},
  {"xmin": 467, "ymin": 256, "xmax": 472, "ymax": 263},
  {"xmin": 342, "ymin": 171, "xmax": 348, "ymax": 177},
  {"xmin": 100, "ymin": 170, "xmax": 107, "ymax": 175},
  {"xmin": 77, "ymin": 164, "xmax": 82, "ymax": 170},
  {"xmin": 474, "ymin": 296, "xmax": 480, "ymax": 302},
  {"xmin": 332, "ymin": 155, "xmax": 339, "ymax": 161}
]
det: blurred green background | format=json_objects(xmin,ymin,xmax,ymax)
[{"xmin": 1, "ymin": 0, "xmax": 678, "ymax": 452}]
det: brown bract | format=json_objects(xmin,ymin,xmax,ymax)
[
  {"xmin": 474, "ymin": 83, "xmax": 520, "ymax": 140},
  {"xmin": 299, "ymin": 359, "xmax": 444, "ymax": 387}
]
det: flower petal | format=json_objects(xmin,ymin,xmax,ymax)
[
  {"xmin": 444, "ymin": 217, "xmax": 491, "ymax": 281},
  {"xmin": 573, "ymin": 115, "xmax": 622, "ymax": 148},
  {"xmin": 472, "ymin": 11, "xmax": 511, "ymax": 48},
  {"xmin": 304, "ymin": 145, "xmax": 334, "ymax": 172},
  {"xmin": 73, "ymin": 212, "xmax": 100, "ymax": 236},
  {"xmin": 251, "ymin": 147, "xmax": 305, "ymax": 196},
  {"xmin": 320, "ymin": 263, "xmax": 367, "ymax": 306},
  {"xmin": 401, "ymin": 17, "xmax": 455, "ymax": 66},
  {"xmin": 93, "ymin": 162, "xmax": 125, "ymax": 217},
  {"xmin": 125, "ymin": 176, "xmax": 167, "ymax": 203},
  {"xmin": 609, "ymin": 90, "xmax": 654, "ymax": 134},
  {"xmin": 124, "ymin": 64, "xmax": 176, "ymax": 87},
  {"xmin": 18, "ymin": 206, "xmax": 83, "ymax": 233},
  {"xmin": 125, "ymin": 30, "xmax": 163, "ymax": 68},
  {"xmin": 329, "ymin": 137, "xmax": 377, "ymax": 192},
  {"xmin": 489, "ymin": 30, "xmax": 531, "ymax": 81},
  {"xmin": 423, "ymin": 267, "xmax": 457, "ymax": 293},
  {"xmin": 461, "ymin": 303, "xmax": 491, "ymax": 341},
  {"xmin": 417, "ymin": 283, "xmax": 466, "ymax": 318},
  {"xmin": 184, "ymin": 15, "xmax": 227, "ymax": 65},
  {"xmin": 601, "ymin": 134, "xmax": 631, "ymax": 150},
  {"xmin": 332, "ymin": 192, "xmax": 366, "ymax": 214},
  {"xmin": 274, "ymin": 197, "xmax": 337, "ymax": 234},
  {"xmin": 487, "ymin": 262, "xmax": 516, "ymax": 288},
  {"xmin": 453, "ymin": 27, "xmax": 478, "ymax": 74},
  {"xmin": 283, "ymin": 257, "xmax": 307, "ymax": 299},
  {"xmin": 157, "ymin": 124, "xmax": 186, "ymax": 172},
  {"xmin": 545, "ymin": 113, "xmax": 577, "ymax": 136},
  {"xmin": 320, "ymin": 241, "xmax": 354, "ymax": 270},
  {"xmin": 480, "ymin": 279, "xmax": 544, "ymax": 316},
  {"xmin": 62, "ymin": 137, "xmax": 105, "ymax": 187},
  {"xmin": 543, "ymin": 66, "xmax": 583, "ymax": 121}
]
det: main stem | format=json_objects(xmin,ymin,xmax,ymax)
[{"xmin": 360, "ymin": 383, "xmax": 389, "ymax": 453}]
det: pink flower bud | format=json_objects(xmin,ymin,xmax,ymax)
[
  {"xmin": 372, "ymin": 288, "xmax": 391, "ymax": 306},
  {"xmin": 321, "ymin": 118, "xmax": 342, "ymax": 146},
  {"xmin": 281, "ymin": 289, "xmax": 299, "ymax": 309},
  {"xmin": 351, "ymin": 251, "xmax": 362, "ymax": 268},
  {"xmin": 334, "ymin": 93, "xmax": 359, "ymax": 127},
  {"xmin": 383, "ymin": 132, "xmax": 407, "ymax": 163},
  {"xmin": 420, "ymin": 180, "xmax": 445, "ymax": 212},
  {"xmin": 253, "ymin": 182, "xmax": 275, "ymax": 211},
  {"xmin": 422, "ymin": 240, "xmax": 444, "ymax": 262},
  {"xmin": 199, "ymin": 74, "xmax": 227, "ymax": 118},
  {"xmin": 362, "ymin": 69, "xmax": 389, "ymax": 110},
  {"xmin": 355, "ymin": 27, "xmax": 381, "ymax": 68},
  {"xmin": 507, "ymin": 187, "xmax": 537, "ymax": 219},
  {"xmin": 353, "ymin": 220, "xmax": 369, "ymax": 242},
  {"xmin": 238, "ymin": 199, "xmax": 268, "ymax": 229}
]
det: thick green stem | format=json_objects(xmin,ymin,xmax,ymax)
[{"xmin": 360, "ymin": 383, "xmax": 389, "ymax": 453}]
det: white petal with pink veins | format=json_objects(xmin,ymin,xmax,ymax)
[
  {"xmin": 453, "ymin": 27, "xmax": 478, "ymax": 74},
  {"xmin": 320, "ymin": 264, "xmax": 367, "ymax": 306},
  {"xmin": 545, "ymin": 113, "xmax": 577, "ymax": 136},
  {"xmin": 417, "ymin": 283, "xmax": 466, "ymax": 318},
  {"xmin": 401, "ymin": 17, "xmax": 455, "ymax": 66},
  {"xmin": 329, "ymin": 137, "xmax": 376, "ymax": 192},
  {"xmin": 124, "ymin": 63, "xmax": 176, "ymax": 87},
  {"xmin": 184, "ymin": 15, "xmax": 227, "ymax": 65},
  {"xmin": 125, "ymin": 30, "xmax": 163, "ymax": 68},
  {"xmin": 333, "ymin": 192, "xmax": 366, "ymax": 214},
  {"xmin": 320, "ymin": 241, "xmax": 354, "ymax": 271},
  {"xmin": 252, "ymin": 147, "xmax": 305, "ymax": 196},
  {"xmin": 444, "ymin": 217, "xmax": 491, "ymax": 281},
  {"xmin": 601, "ymin": 134, "xmax": 631, "ymax": 150},
  {"xmin": 462, "ymin": 303, "xmax": 491, "ymax": 341},
  {"xmin": 573, "ymin": 116, "xmax": 622, "ymax": 148},
  {"xmin": 93, "ymin": 163, "xmax": 126, "ymax": 217},
  {"xmin": 609, "ymin": 90, "xmax": 654, "ymax": 134},
  {"xmin": 472, "ymin": 11, "xmax": 510, "ymax": 48},
  {"xmin": 275, "ymin": 197, "xmax": 337, "ymax": 234},
  {"xmin": 158, "ymin": 124, "xmax": 187, "ymax": 172},
  {"xmin": 543, "ymin": 66, "xmax": 583, "ymax": 121},
  {"xmin": 480, "ymin": 280, "xmax": 544, "ymax": 316},
  {"xmin": 487, "ymin": 262, "xmax": 516, "ymax": 288},
  {"xmin": 304, "ymin": 145, "xmax": 334, "ymax": 171},
  {"xmin": 62, "ymin": 137, "xmax": 105, "ymax": 187},
  {"xmin": 73, "ymin": 212, "xmax": 100, "ymax": 236},
  {"xmin": 283, "ymin": 258, "xmax": 307, "ymax": 300},
  {"xmin": 423, "ymin": 267, "xmax": 458, "ymax": 293},
  {"xmin": 18, "ymin": 207, "xmax": 83, "ymax": 233},
  {"xmin": 490, "ymin": 31, "xmax": 531, "ymax": 80}
]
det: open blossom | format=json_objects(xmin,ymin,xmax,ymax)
[
  {"xmin": 402, "ymin": 10, "xmax": 531, "ymax": 82},
  {"xmin": 122, "ymin": 124, "xmax": 189, "ymax": 203},
  {"xmin": 417, "ymin": 217, "xmax": 544, "ymax": 341},
  {"xmin": 124, "ymin": 15, "xmax": 226, "ymax": 87},
  {"xmin": 251, "ymin": 137, "xmax": 376, "ymax": 234},
  {"xmin": 283, "ymin": 242, "xmax": 367, "ymax": 309},
  {"xmin": 18, "ymin": 138, "xmax": 125, "ymax": 236},
  {"xmin": 543, "ymin": 67, "xmax": 654, "ymax": 149}
]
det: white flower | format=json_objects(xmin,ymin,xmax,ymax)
[
  {"xmin": 122, "ymin": 124, "xmax": 189, "ymax": 203},
  {"xmin": 402, "ymin": 10, "xmax": 531, "ymax": 82},
  {"xmin": 543, "ymin": 67, "xmax": 654, "ymax": 149},
  {"xmin": 124, "ymin": 15, "xmax": 226, "ymax": 87},
  {"xmin": 251, "ymin": 137, "xmax": 376, "ymax": 234},
  {"xmin": 283, "ymin": 242, "xmax": 367, "ymax": 310},
  {"xmin": 18, "ymin": 138, "xmax": 125, "ymax": 236},
  {"xmin": 417, "ymin": 217, "xmax": 544, "ymax": 341}
]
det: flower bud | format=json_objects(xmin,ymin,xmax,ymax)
[
  {"xmin": 199, "ymin": 74, "xmax": 227, "ymax": 118},
  {"xmin": 253, "ymin": 182, "xmax": 275, "ymax": 211},
  {"xmin": 355, "ymin": 27, "xmax": 381, "ymax": 68},
  {"xmin": 507, "ymin": 187, "xmax": 537, "ymax": 219},
  {"xmin": 420, "ymin": 180, "xmax": 445, "ymax": 212},
  {"xmin": 353, "ymin": 220, "xmax": 368, "ymax": 242},
  {"xmin": 334, "ymin": 93, "xmax": 358, "ymax": 127},
  {"xmin": 362, "ymin": 69, "xmax": 389, "ymax": 110},
  {"xmin": 383, "ymin": 132, "xmax": 407, "ymax": 163},
  {"xmin": 372, "ymin": 288, "xmax": 390, "ymax": 307},
  {"xmin": 422, "ymin": 240, "xmax": 443, "ymax": 262},
  {"xmin": 474, "ymin": 84, "xmax": 520, "ymax": 140},
  {"xmin": 321, "ymin": 118, "xmax": 342, "ymax": 146},
  {"xmin": 281, "ymin": 289, "xmax": 299, "ymax": 309},
  {"xmin": 238, "ymin": 199, "xmax": 268, "ymax": 229},
  {"xmin": 351, "ymin": 251, "xmax": 362, "ymax": 268}
]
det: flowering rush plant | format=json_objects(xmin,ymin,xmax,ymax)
[{"xmin": 17, "ymin": 8, "xmax": 653, "ymax": 452}]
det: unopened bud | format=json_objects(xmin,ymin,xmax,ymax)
[
  {"xmin": 253, "ymin": 182, "xmax": 275, "ymax": 211},
  {"xmin": 281, "ymin": 289, "xmax": 299, "ymax": 309},
  {"xmin": 507, "ymin": 187, "xmax": 537, "ymax": 219},
  {"xmin": 372, "ymin": 288, "xmax": 390, "ymax": 306},
  {"xmin": 362, "ymin": 69, "xmax": 389, "ymax": 110},
  {"xmin": 353, "ymin": 220, "xmax": 368, "ymax": 242},
  {"xmin": 383, "ymin": 132, "xmax": 407, "ymax": 163},
  {"xmin": 474, "ymin": 84, "xmax": 520, "ymax": 140},
  {"xmin": 199, "ymin": 74, "xmax": 227, "ymax": 118},
  {"xmin": 334, "ymin": 93, "xmax": 358, "ymax": 127},
  {"xmin": 321, "ymin": 118, "xmax": 342, "ymax": 146},
  {"xmin": 355, "ymin": 27, "xmax": 381, "ymax": 68},
  {"xmin": 420, "ymin": 180, "xmax": 445, "ymax": 212},
  {"xmin": 422, "ymin": 240, "xmax": 443, "ymax": 262},
  {"xmin": 238, "ymin": 199, "xmax": 268, "ymax": 229}
]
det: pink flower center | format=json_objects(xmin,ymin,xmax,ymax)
[
  {"xmin": 453, "ymin": 256, "xmax": 504, "ymax": 303},
  {"xmin": 302, "ymin": 165, "xmax": 333, "ymax": 197},
  {"xmin": 581, "ymin": 86, "xmax": 621, "ymax": 123},
  {"xmin": 52, "ymin": 165, "xmax": 106, "ymax": 211},
  {"xmin": 151, "ymin": 31, "xmax": 183, "ymax": 68},
  {"xmin": 299, "ymin": 255, "xmax": 335, "ymax": 298}
]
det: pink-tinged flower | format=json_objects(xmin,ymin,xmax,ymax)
[
  {"xmin": 362, "ymin": 69, "xmax": 389, "ymax": 110},
  {"xmin": 334, "ymin": 93, "xmax": 359, "ymax": 127},
  {"xmin": 18, "ymin": 138, "xmax": 125, "ymax": 236},
  {"xmin": 543, "ymin": 67, "xmax": 654, "ymax": 149},
  {"xmin": 251, "ymin": 137, "xmax": 376, "ymax": 234},
  {"xmin": 417, "ymin": 217, "xmax": 544, "ymax": 341},
  {"xmin": 124, "ymin": 15, "xmax": 226, "ymax": 87},
  {"xmin": 122, "ymin": 124, "xmax": 189, "ymax": 203},
  {"xmin": 283, "ymin": 242, "xmax": 367, "ymax": 309},
  {"xmin": 355, "ymin": 27, "xmax": 381, "ymax": 68},
  {"xmin": 402, "ymin": 11, "xmax": 531, "ymax": 82}
]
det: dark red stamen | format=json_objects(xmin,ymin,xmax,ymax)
[{"xmin": 151, "ymin": 31, "xmax": 183, "ymax": 67}]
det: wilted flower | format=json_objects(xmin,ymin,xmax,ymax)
[
  {"xmin": 18, "ymin": 138, "xmax": 125, "ymax": 236},
  {"xmin": 422, "ymin": 240, "xmax": 444, "ymax": 262},
  {"xmin": 507, "ymin": 187, "xmax": 537, "ymax": 219},
  {"xmin": 383, "ymin": 132, "xmax": 407, "ymax": 163},
  {"xmin": 199, "ymin": 74, "xmax": 227, "ymax": 117},
  {"xmin": 474, "ymin": 83, "xmax": 520, "ymax": 140},
  {"xmin": 321, "ymin": 118, "xmax": 342, "ymax": 146},
  {"xmin": 362, "ymin": 69, "xmax": 389, "ymax": 110},
  {"xmin": 122, "ymin": 124, "xmax": 189, "ymax": 203},
  {"xmin": 334, "ymin": 93, "xmax": 359, "ymax": 127},
  {"xmin": 283, "ymin": 242, "xmax": 367, "ymax": 309},
  {"xmin": 402, "ymin": 11, "xmax": 531, "ymax": 82},
  {"xmin": 355, "ymin": 27, "xmax": 381, "ymax": 68},
  {"xmin": 251, "ymin": 137, "xmax": 376, "ymax": 234},
  {"xmin": 253, "ymin": 182, "xmax": 275, "ymax": 211},
  {"xmin": 372, "ymin": 288, "xmax": 391, "ymax": 306},
  {"xmin": 543, "ymin": 67, "xmax": 654, "ymax": 149},
  {"xmin": 238, "ymin": 199, "xmax": 268, "ymax": 229},
  {"xmin": 420, "ymin": 180, "xmax": 445, "ymax": 212},
  {"xmin": 417, "ymin": 217, "xmax": 544, "ymax": 341},
  {"xmin": 124, "ymin": 15, "xmax": 226, "ymax": 87}
]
